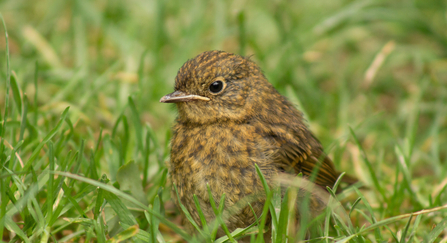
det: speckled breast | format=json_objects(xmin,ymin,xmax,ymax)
[{"xmin": 170, "ymin": 121, "xmax": 277, "ymax": 230}]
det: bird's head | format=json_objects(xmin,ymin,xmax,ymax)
[{"xmin": 160, "ymin": 51, "xmax": 275, "ymax": 124}]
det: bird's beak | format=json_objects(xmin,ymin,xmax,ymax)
[{"xmin": 159, "ymin": 91, "xmax": 210, "ymax": 103}]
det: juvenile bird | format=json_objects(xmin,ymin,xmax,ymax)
[{"xmin": 160, "ymin": 51, "xmax": 351, "ymax": 241}]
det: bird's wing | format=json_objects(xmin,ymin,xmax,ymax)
[
  {"xmin": 264, "ymin": 124, "xmax": 339, "ymax": 188},
  {"xmin": 277, "ymin": 141, "xmax": 340, "ymax": 189}
]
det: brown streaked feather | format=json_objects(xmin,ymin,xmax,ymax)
[
  {"xmin": 277, "ymin": 142, "xmax": 339, "ymax": 189},
  {"xmin": 262, "ymin": 120, "xmax": 341, "ymax": 189},
  {"xmin": 303, "ymin": 156, "xmax": 339, "ymax": 189},
  {"xmin": 249, "ymin": 91, "xmax": 354, "ymax": 190}
]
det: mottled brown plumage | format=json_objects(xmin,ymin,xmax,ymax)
[{"xmin": 161, "ymin": 51, "xmax": 350, "ymax": 240}]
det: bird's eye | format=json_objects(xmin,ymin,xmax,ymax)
[{"xmin": 209, "ymin": 80, "xmax": 225, "ymax": 94}]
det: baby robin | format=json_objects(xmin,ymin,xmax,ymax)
[{"xmin": 160, "ymin": 51, "xmax": 352, "ymax": 241}]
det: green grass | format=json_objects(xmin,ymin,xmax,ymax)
[{"xmin": 1, "ymin": 0, "xmax": 447, "ymax": 242}]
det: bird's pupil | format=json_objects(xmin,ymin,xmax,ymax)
[{"xmin": 209, "ymin": 81, "xmax": 223, "ymax": 93}]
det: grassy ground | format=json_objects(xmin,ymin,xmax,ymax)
[{"xmin": 1, "ymin": 0, "xmax": 447, "ymax": 242}]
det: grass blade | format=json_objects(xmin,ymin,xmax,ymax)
[
  {"xmin": 25, "ymin": 107, "xmax": 70, "ymax": 169},
  {"xmin": 424, "ymin": 216, "xmax": 447, "ymax": 243},
  {"xmin": 349, "ymin": 127, "xmax": 386, "ymax": 202}
]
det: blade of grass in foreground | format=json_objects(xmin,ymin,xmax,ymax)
[
  {"xmin": 423, "ymin": 216, "xmax": 447, "ymax": 243},
  {"xmin": 407, "ymin": 214, "xmax": 421, "ymax": 243},
  {"xmin": 54, "ymin": 171, "xmax": 193, "ymax": 241},
  {"xmin": 33, "ymin": 61, "xmax": 38, "ymax": 124},
  {"xmin": 25, "ymin": 107, "xmax": 70, "ymax": 170},
  {"xmin": 105, "ymin": 224, "xmax": 139, "ymax": 243},
  {"xmin": 193, "ymin": 194, "xmax": 211, "ymax": 241},
  {"xmin": 0, "ymin": 13, "xmax": 11, "ymax": 137},
  {"xmin": 173, "ymin": 184, "xmax": 205, "ymax": 239},
  {"xmin": 255, "ymin": 164, "xmax": 274, "ymax": 243},
  {"xmin": 207, "ymin": 184, "xmax": 236, "ymax": 243},
  {"xmin": 349, "ymin": 127, "xmax": 386, "ymax": 202},
  {"xmin": 0, "ymin": 13, "xmax": 11, "ymax": 241},
  {"xmin": 336, "ymin": 203, "xmax": 447, "ymax": 242},
  {"xmin": 128, "ymin": 96, "xmax": 143, "ymax": 154},
  {"xmin": 395, "ymin": 144, "xmax": 423, "ymax": 209},
  {"xmin": 10, "ymin": 72, "xmax": 22, "ymax": 116}
]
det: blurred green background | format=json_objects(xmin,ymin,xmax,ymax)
[
  {"xmin": 1, "ymin": 0, "xmax": 445, "ymax": 138},
  {"xmin": 1, "ymin": 0, "xmax": 447, "ymax": 241}
]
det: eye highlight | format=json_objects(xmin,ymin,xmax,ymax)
[{"xmin": 208, "ymin": 78, "xmax": 226, "ymax": 94}]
